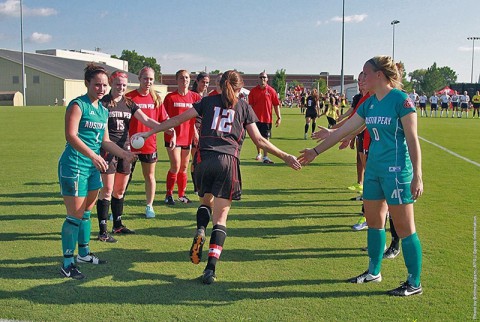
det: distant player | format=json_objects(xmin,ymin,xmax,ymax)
[
  {"xmin": 459, "ymin": 91, "xmax": 470, "ymax": 118},
  {"xmin": 438, "ymin": 92, "xmax": 450, "ymax": 118},
  {"xmin": 472, "ymin": 91, "xmax": 480, "ymax": 118},
  {"xmin": 429, "ymin": 93, "xmax": 438, "ymax": 118},
  {"xmin": 450, "ymin": 91, "xmax": 459, "ymax": 118},
  {"xmin": 304, "ymin": 89, "xmax": 320, "ymax": 139},
  {"xmin": 418, "ymin": 93, "xmax": 427, "ymax": 117}
]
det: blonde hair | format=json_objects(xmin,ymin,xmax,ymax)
[
  {"xmin": 220, "ymin": 70, "xmax": 244, "ymax": 108},
  {"xmin": 367, "ymin": 55, "xmax": 403, "ymax": 89},
  {"xmin": 138, "ymin": 66, "xmax": 162, "ymax": 107}
]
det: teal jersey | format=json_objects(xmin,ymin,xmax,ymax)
[
  {"xmin": 59, "ymin": 94, "xmax": 108, "ymax": 169},
  {"xmin": 356, "ymin": 88, "xmax": 416, "ymax": 176}
]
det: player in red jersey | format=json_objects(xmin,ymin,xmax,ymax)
[
  {"xmin": 248, "ymin": 71, "xmax": 282, "ymax": 164},
  {"xmin": 131, "ymin": 70, "xmax": 301, "ymax": 284},
  {"xmin": 163, "ymin": 70, "xmax": 202, "ymax": 205},
  {"xmin": 126, "ymin": 67, "xmax": 174, "ymax": 218}
]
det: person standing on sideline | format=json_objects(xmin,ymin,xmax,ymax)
[
  {"xmin": 163, "ymin": 70, "xmax": 202, "ymax": 205},
  {"xmin": 450, "ymin": 91, "xmax": 459, "ymax": 118},
  {"xmin": 299, "ymin": 56, "xmax": 423, "ymax": 297},
  {"xmin": 418, "ymin": 93, "xmax": 428, "ymax": 117},
  {"xmin": 472, "ymin": 91, "xmax": 480, "ymax": 118},
  {"xmin": 248, "ymin": 71, "xmax": 282, "ymax": 164},
  {"xmin": 304, "ymin": 88, "xmax": 321, "ymax": 139},
  {"xmin": 428, "ymin": 93, "xmax": 438, "ymax": 118},
  {"xmin": 409, "ymin": 89, "xmax": 419, "ymax": 108},
  {"xmin": 126, "ymin": 67, "xmax": 174, "ymax": 219},
  {"xmin": 438, "ymin": 92, "xmax": 450, "ymax": 118},
  {"xmin": 131, "ymin": 70, "xmax": 301, "ymax": 284},
  {"xmin": 459, "ymin": 91, "xmax": 470, "ymax": 118},
  {"xmin": 58, "ymin": 64, "xmax": 136, "ymax": 279}
]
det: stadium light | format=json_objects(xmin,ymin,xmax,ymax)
[
  {"xmin": 391, "ymin": 20, "xmax": 400, "ymax": 61},
  {"xmin": 467, "ymin": 37, "xmax": 480, "ymax": 83},
  {"xmin": 340, "ymin": 0, "xmax": 345, "ymax": 95}
]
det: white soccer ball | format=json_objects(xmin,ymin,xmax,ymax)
[{"xmin": 130, "ymin": 136, "xmax": 145, "ymax": 149}]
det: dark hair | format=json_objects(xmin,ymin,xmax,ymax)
[
  {"xmin": 191, "ymin": 72, "xmax": 209, "ymax": 93},
  {"xmin": 220, "ymin": 70, "xmax": 244, "ymax": 108},
  {"xmin": 84, "ymin": 63, "xmax": 108, "ymax": 83}
]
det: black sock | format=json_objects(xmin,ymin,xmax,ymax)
[
  {"xmin": 312, "ymin": 122, "xmax": 316, "ymax": 133},
  {"xmin": 111, "ymin": 196, "xmax": 124, "ymax": 228},
  {"xmin": 304, "ymin": 124, "xmax": 309, "ymax": 134},
  {"xmin": 389, "ymin": 216, "xmax": 399, "ymax": 249},
  {"xmin": 191, "ymin": 171, "xmax": 197, "ymax": 193},
  {"xmin": 205, "ymin": 224, "xmax": 227, "ymax": 272},
  {"xmin": 96, "ymin": 199, "xmax": 110, "ymax": 234},
  {"xmin": 196, "ymin": 205, "xmax": 211, "ymax": 230}
]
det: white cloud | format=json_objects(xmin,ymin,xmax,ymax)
[
  {"xmin": 27, "ymin": 32, "xmax": 52, "ymax": 44},
  {"xmin": 99, "ymin": 11, "xmax": 108, "ymax": 18},
  {"xmin": 0, "ymin": 0, "xmax": 57, "ymax": 17},
  {"xmin": 330, "ymin": 14, "xmax": 367, "ymax": 23}
]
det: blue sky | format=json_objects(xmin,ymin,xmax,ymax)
[{"xmin": 0, "ymin": 0, "xmax": 479, "ymax": 82}]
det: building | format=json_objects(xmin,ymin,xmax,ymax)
[{"xmin": 0, "ymin": 48, "xmax": 167, "ymax": 106}]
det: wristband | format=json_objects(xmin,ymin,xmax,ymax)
[{"xmin": 313, "ymin": 147, "xmax": 320, "ymax": 155}]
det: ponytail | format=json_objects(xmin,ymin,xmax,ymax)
[{"xmin": 220, "ymin": 70, "xmax": 244, "ymax": 109}]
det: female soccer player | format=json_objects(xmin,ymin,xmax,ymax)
[
  {"xmin": 132, "ymin": 70, "xmax": 301, "ymax": 284},
  {"xmin": 126, "ymin": 67, "xmax": 174, "ymax": 218},
  {"xmin": 163, "ymin": 70, "xmax": 202, "ymax": 205},
  {"xmin": 58, "ymin": 64, "xmax": 136, "ymax": 279},
  {"xmin": 304, "ymin": 89, "xmax": 321, "ymax": 139},
  {"xmin": 96, "ymin": 71, "xmax": 173, "ymax": 242},
  {"xmin": 299, "ymin": 56, "xmax": 423, "ymax": 296}
]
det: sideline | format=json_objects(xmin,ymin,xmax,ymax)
[{"xmin": 419, "ymin": 136, "xmax": 480, "ymax": 168}]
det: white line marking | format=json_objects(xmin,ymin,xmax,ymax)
[{"xmin": 419, "ymin": 136, "xmax": 480, "ymax": 167}]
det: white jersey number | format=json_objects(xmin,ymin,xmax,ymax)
[
  {"xmin": 372, "ymin": 127, "xmax": 380, "ymax": 141},
  {"xmin": 211, "ymin": 106, "xmax": 235, "ymax": 133}
]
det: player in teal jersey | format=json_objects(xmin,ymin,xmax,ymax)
[
  {"xmin": 58, "ymin": 64, "xmax": 136, "ymax": 280},
  {"xmin": 299, "ymin": 56, "xmax": 423, "ymax": 297}
]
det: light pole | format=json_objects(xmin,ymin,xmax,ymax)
[
  {"xmin": 340, "ymin": 0, "xmax": 345, "ymax": 95},
  {"xmin": 467, "ymin": 37, "xmax": 480, "ymax": 83},
  {"xmin": 391, "ymin": 20, "xmax": 400, "ymax": 61},
  {"xmin": 20, "ymin": 0, "xmax": 26, "ymax": 106}
]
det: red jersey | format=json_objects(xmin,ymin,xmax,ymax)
[
  {"xmin": 163, "ymin": 90, "xmax": 201, "ymax": 146},
  {"xmin": 208, "ymin": 90, "xmax": 220, "ymax": 96},
  {"xmin": 126, "ymin": 90, "xmax": 169, "ymax": 154},
  {"xmin": 248, "ymin": 85, "xmax": 280, "ymax": 123},
  {"xmin": 353, "ymin": 92, "xmax": 372, "ymax": 151}
]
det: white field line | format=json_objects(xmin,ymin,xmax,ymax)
[{"xmin": 419, "ymin": 136, "xmax": 480, "ymax": 168}]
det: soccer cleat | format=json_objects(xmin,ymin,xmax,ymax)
[
  {"xmin": 97, "ymin": 232, "xmax": 117, "ymax": 243},
  {"xmin": 190, "ymin": 228, "xmax": 206, "ymax": 264},
  {"xmin": 304, "ymin": 133, "xmax": 307, "ymax": 140},
  {"xmin": 202, "ymin": 269, "xmax": 217, "ymax": 284},
  {"xmin": 347, "ymin": 270, "xmax": 382, "ymax": 284},
  {"xmin": 178, "ymin": 195, "xmax": 192, "ymax": 204},
  {"xmin": 347, "ymin": 183, "xmax": 363, "ymax": 191},
  {"xmin": 145, "ymin": 205, "xmax": 155, "ymax": 219},
  {"xmin": 263, "ymin": 157, "xmax": 274, "ymax": 164},
  {"xmin": 255, "ymin": 153, "xmax": 262, "ymax": 161},
  {"xmin": 387, "ymin": 281, "xmax": 423, "ymax": 296},
  {"xmin": 352, "ymin": 216, "xmax": 368, "ymax": 231},
  {"xmin": 112, "ymin": 225, "xmax": 135, "ymax": 234},
  {"xmin": 60, "ymin": 263, "xmax": 85, "ymax": 280},
  {"xmin": 76, "ymin": 252, "xmax": 107, "ymax": 265},
  {"xmin": 350, "ymin": 194, "xmax": 363, "ymax": 201},
  {"xmin": 383, "ymin": 245, "xmax": 400, "ymax": 259},
  {"xmin": 165, "ymin": 195, "xmax": 175, "ymax": 205}
]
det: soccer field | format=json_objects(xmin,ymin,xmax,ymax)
[{"xmin": 0, "ymin": 106, "xmax": 479, "ymax": 321}]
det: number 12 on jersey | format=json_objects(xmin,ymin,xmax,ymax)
[{"xmin": 211, "ymin": 106, "xmax": 235, "ymax": 133}]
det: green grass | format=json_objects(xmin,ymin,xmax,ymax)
[{"xmin": 0, "ymin": 106, "xmax": 479, "ymax": 321}]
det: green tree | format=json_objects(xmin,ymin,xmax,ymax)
[
  {"xmin": 438, "ymin": 66, "xmax": 457, "ymax": 85},
  {"xmin": 272, "ymin": 69, "xmax": 287, "ymax": 100},
  {"xmin": 313, "ymin": 78, "xmax": 328, "ymax": 94},
  {"xmin": 210, "ymin": 69, "xmax": 221, "ymax": 75},
  {"xmin": 398, "ymin": 61, "xmax": 413, "ymax": 92},
  {"xmin": 408, "ymin": 69, "xmax": 427, "ymax": 93},
  {"xmin": 409, "ymin": 63, "xmax": 458, "ymax": 95},
  {"xmin": 119, "ymin": 49, "xmax": 161, "ymax": 80}
]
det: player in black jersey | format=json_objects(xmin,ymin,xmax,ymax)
[{"xmin": 132, "ymin": 70, "xmax": 301, "ymax": 284}]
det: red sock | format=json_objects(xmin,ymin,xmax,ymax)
[
  {"xmin": 177, "ymin": 171, "xmax": 187, "ymax": 197},
  {"xmin": 166, "ymin": 171, "xmax": 177, "ymax": 196}
]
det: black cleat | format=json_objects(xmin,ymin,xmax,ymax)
[
  {"xmin": 383, "ymin": 245, "xmax": 400, "ymax": 259},
  {"xmin": 112, "ymin": 225, "xmax": 135, "ymax": 234},
  {"xmin": 165, "ymin": 195, "xmax": 175, "ymax": 205},
  {"xmin": 189, "ymin": 228, "xmax": 205, "ymax": 264},
  {"xmin": 387, "ymin": 281, "xmax": 423, "ymax": 296},
  {"xmin": 347, "ymin": 270, "xmax": 382, "ymax": 284},
  {"xmin": 60, "ymin": 263, "xmax": 85, "ymax": 280},
  {"xmin": 202, "ymin": 269, "xmax": 216, "ymax": 284},
  {"xmin": 98, "ymin": 232, "xmax": 117, "ymax": 243}
]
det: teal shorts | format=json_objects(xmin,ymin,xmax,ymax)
[
  {"xmin": 58, "ymin": 162, "xmax": 102, "ymax": 197},
  {"xmin": 363, "ymin": 171, "xmax": 414, "ymax": 205}
]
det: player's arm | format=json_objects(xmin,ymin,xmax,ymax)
[
  {"xmin": 273, "ymin": 104, "xmax": 281, "ymax": 127},
  {"xmin": 402, "ymin": 112, "xmax": 423, "ymax": 200},
  {"xmin": 101, "ymin": 129, "xmax": 136, "ymax": 164},
  {"xmin": 246, "ymin": 123, "xmax": 301, "ymax": 170},
  {"xmin": 133, "ymin": 108, "xmax": 198, "ymax": 139},
  {"xmin": 65, "ymin": 104, "xmax": 108, "ymax": 172}
]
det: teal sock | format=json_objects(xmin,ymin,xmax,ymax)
[
  {"xmin": 367, "ymin": 228, "xmax": 386, "ymax": 275},
  {"xmin": 78, "ymin": 211, "xmax": 91, "ymax": 257},
  {"xmin": 401, "ymin": 232, "xmax": 422, "ymax": 287},
  {"xmin": 61, "ymin": 216, "xmax": 82, "ymax": 268}
]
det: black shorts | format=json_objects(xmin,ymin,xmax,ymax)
[
  {"xmin": 441, "ymin": 103, "xmax": 448, "ymax": 109},
  {"xmin": 419, "ymin": 103, "xmax": 426, "ymax": 108},
  {"xmin": 256, "ymin": 122, "xmax": 272, "ymax": 139},
  {"xmin": 101, "ymin": 150, "xmax": 132, "ymax": 175},
  {"xmin": 431, "ymin": 104, "xmax": 437, "ymax": 110},
  {"xmin": 474, "ymin": 103, "xmax": 480, "ymax": 109},
  {"xmin": 461, "ymin": 103, "xmax": 469, "ymax": 109},
  {"xmin": 194, "ymin": 152, "xmax": 241, "ymax": 201},
  {"xmin": 305, "ymin": 109, "xmax": 318, "ymax": 119},
  {"xmin": 452, "ymin": 102, "xmax": 459, "ymax": 107},
  {"xmin": 164, "ymin": 142, "xmax": 191, "ymax": 150},
  {"xmin": 137, "ymin": 152, "xmax": 158, "ymax": 164}
]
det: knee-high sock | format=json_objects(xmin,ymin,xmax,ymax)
[
  {"xmin": 196, "ymin": 205, "xmax": 211, "ymax": 230},
  {"xmin": 402, "ymin": 232, "xmax": 422, "ymax": 287},
  {"xmin": 166, "ymin": 171, "xmax": 177, "ymax": 196},
  {"xmin": 96, "ymin": 199, "xmax": 109, "ymax": 234},
  {"xmin": 389, "ymin": 216, "xmax": 399, "ymax": 248},
  {"xmin": 62, "ymin": 216, "xmax": 82, "ymax": 268},
  {"xmin": 177, "ymin": 171, "xmax": 188, "ymax": 197},
  {"xmin": 111, "ymin": 196, "xmax": 124, "ymax": 228},
  {"xmin": 367, "ymin": 228, "xmax": 386, "ymax": 275},
  {"xmin": 312, "ymin": 122, "xmax": 316, "ymax": 133},
  {"xmin": 78, "ymin": 211, "xmax": 91, "ymax": 257},
  {"xmin": 206, "ymin": 224, "xmax": 227, "ymax": 272},
  {"xmin": 304, "ymin": 124, "xmax": 309, "ymax": 134}
]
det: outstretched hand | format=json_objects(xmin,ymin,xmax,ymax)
[
  {"xmin": 131, "ymin": 132, "xmax": 150, "ymax": 140},
  {"xmin": 297, "ymin": 148, "xmax": 317, "ymax": 165},
  {"xmin": 311, "ymin": 126, "xmax": 331, "ymax": 142},
  {"xmin": 283, "ymin": 154, "xmax": 302, "ymax": 170}
]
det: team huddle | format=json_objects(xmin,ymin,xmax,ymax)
[{"xmin": 58, "ymin": 56, "xmax": 424, "ymax": 297}]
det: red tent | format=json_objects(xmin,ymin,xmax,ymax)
[{"xmin": 436, "ymin": 86, "xmax": 455, "ymax": 95}]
